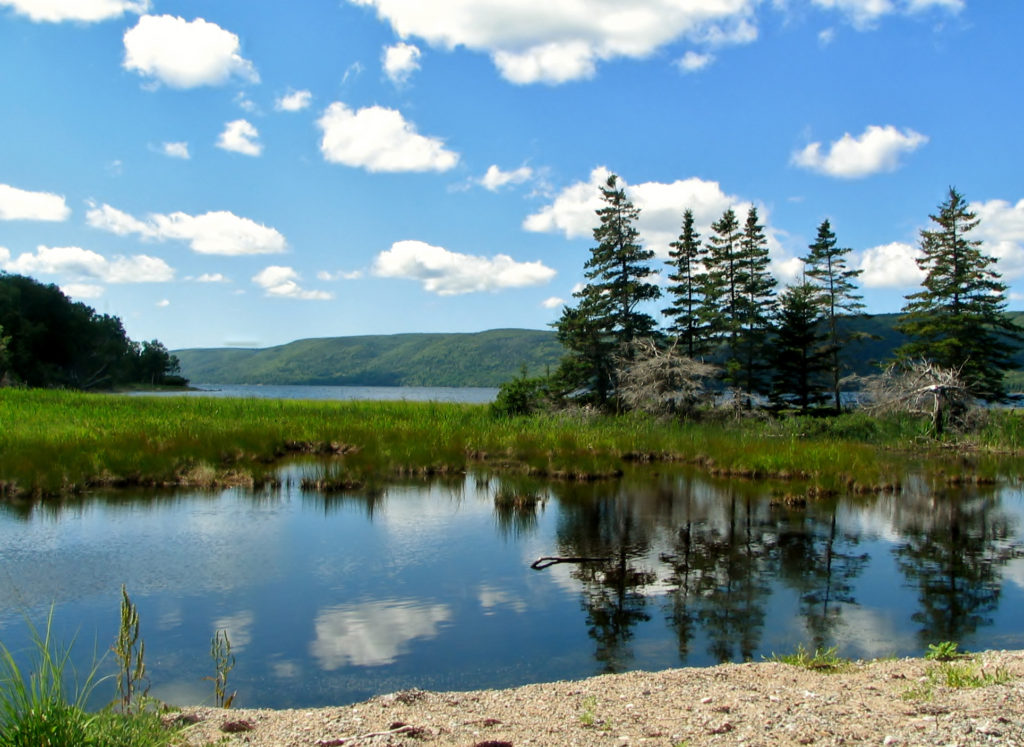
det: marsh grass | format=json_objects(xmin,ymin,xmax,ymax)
[
  {"xmin": 769, "ymin": 644, "xmax": 853, "ymax": 673},
  {"xmin": 3, "ymin": 389, "xmax": 1023, "ymax": 498}
]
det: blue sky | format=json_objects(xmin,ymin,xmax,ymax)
[{"xmin": 1, "ymin": 0, "xmax": 1021, "ymax": 350}]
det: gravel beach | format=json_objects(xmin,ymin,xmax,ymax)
[{"xmin": 173, "ymin": 649, "xmax": 1024, "ymax": 746}]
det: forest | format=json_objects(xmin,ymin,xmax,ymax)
[{"xmin": 0, "ymin": 273, "xmax": 185, "ymax": 390}]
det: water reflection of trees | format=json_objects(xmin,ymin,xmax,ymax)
[{"xmin": 891, "ymin": 487, "xmax": 1019, "ymax": 645}]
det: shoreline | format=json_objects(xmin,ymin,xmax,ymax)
[{"xmin": 173, "ymin": 649, "xmax": 1024, "ymax": 746}]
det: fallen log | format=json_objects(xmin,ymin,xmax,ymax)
[{"xmin": 530, "ymin": 556, "xmax": 611, "ymax": 570}]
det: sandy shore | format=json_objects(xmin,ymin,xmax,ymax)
[{"xmin": 171, "ymin": 650, "xmax": 1024, "ymax": 746}]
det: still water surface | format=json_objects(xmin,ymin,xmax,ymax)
[
  {"xmin": 1, "ymin": 466, "xmax": 1023, "ymax": 709},
  {"xmin": 133, "ymin": 384, "xmax": 499, "ymax": 403}
]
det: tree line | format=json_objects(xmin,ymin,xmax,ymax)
[
  {"xmin": 0, "ymin": 272, "xmax": 185, "ymax": 390},
  {"xmin": 498, "ymin": 176, "xmax": 1021, "ymax": 415}
]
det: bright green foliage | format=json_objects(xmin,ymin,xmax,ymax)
[
  {"xmin": 736, "ymin": 206, "xmax": 777, "ymax": 393},
  {"xmin": 769, "ymin": 643, "xmax": 852, "ymax": 672},
  {"xmin": 896, "ymin": 188, "xmax": 1023, "ymax": 400},
  {"xmin": 803, "ymin": 219, "xmax": 864, "ymax": 410},
  {"xmin": 113, "ymin": 585, "xmax": 148, "ymax": 714},
  {"xmin": 772, "ymin": 282, "xmax": 830, "ymax": 412},
  {"xmin": 925, "ymin": 641, "xmax": 962, "ymax": 661},
  {"xmin": 555, "ymin": 174, "xmax": 660, "ymax": 405},
  {"xmin": 699, "ymin": 208, "xmax": 744, "ymax": 378},
  {"xmin": 663, "ymin": 209, "xmax": 707, "ymax": 358}
]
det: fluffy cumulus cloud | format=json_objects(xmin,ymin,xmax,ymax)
[
  {"xmin": 217, "ymin": 119, "xmax": 262, "ymax": 156},
  {"xmin": 383, "ymin": 42, "xmax": 421, "ymax": 84},
  {"xmin": 857, "ymin": 241, "xmax": 924, "ymax": 287},
  {"xmin": 275, "ymin": 88, "xmax": 312, "ymax": 112},
  {"xmin": 972, "ymin": 198, "xmax": 1024, "ymax": 279},
  {"xmin": 0, "ymin": 0, "xmax": 148, "ymax": 23},
  {"xmin": 252, "ymin": 266, "xmax": 332, "ymax": 300},
  {"xmin": 541, "ymin": 296, "xmax": 565, "ymax": 309},
  {"xmin": 372, "ymin": 239, "xmax": 555, "ymax": 295},
  {"xmin": 160, "ymin": 141, "xmax": 190, "ymax": 159},
  {"xmin": 0, "ymin": 183, "xmax": 70, "ymax": 221},
  {"xmin": 123, "ymin": 14, "xmax": 259, "ymax": 88},
  {"xmin": 195, "ymin": 272, "xmax": 228, "ymax": 283},
  {"xmin": 317, "ymin": 102, "xmax": 458, "ymax": 173},
  {"xmin": 86, "ymin": 202, "xmax": 286, "ymax": 255},
  {"xmin": 792, "ymin": 125, "xmax": 928, "ymax": 178},
  {"xmin": 2, "ymin": 244, "xmax": 173, "ymax": 283},
  {"xmin": 480, "ymin": 164, "xmax": 533, "ymax": 191},
  {"xmin": 348, "ymin": 0, "xmax": 758, "ymax": 84},
  {"xmin": 525, "ymin": 166, "xmax": 777, "ymax": 259},
  {"xmin": 810, "ymin": 0, "xmax": 963, "ymax": 28}
]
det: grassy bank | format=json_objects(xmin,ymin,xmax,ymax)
[{"xmin": 3, "ymin": 388, "xmax": 1024, "ymax": 499}]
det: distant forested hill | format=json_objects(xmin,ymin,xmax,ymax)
[
  {"xmin": 174, "ymin": 329, "xmax": 564, "ymax": 387},
  {"xmin": 174, "ymin": 315, "xmax": 1024, "ymax": 388}
]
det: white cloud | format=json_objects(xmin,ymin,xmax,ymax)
[
  {"xmin": 0, "ymin": 183, "xmax": 70, "ymax": 221},
  {"xmin": 87, "ymin": 203, "xmax": 287, "ymax": 256},
  {"xmin": 0, "ymin": 247, "xmax": 8, "ymax": 264},
  {"xmin": 858, "ymin": 241, "xmax": 924, "ymax": 287},
  {"xmin": 317, "ymin": 270, "xmax": 364, "ymax": 281},
  {"xmin": 217, "ymin": 119, "xmax": 262, "ymax": 156},
  {"xmin": 156, "ymin": 298, "xmax": 170, "ymax": 307},
  {"xmin": 317, "ymin": 102, "xmax": 459, "ymax": 173},
  {"xmin": 811, "ymin": 0, "xmax": 962, "ymax": 28},
  {"xmin": 480, "ymin": 164, "xmax": 533, "ymax": 191},
  {"xmin": 195, "ymin": 273, "xmax": 228, "ymax": 283},
  {"xmin": 234, "ymin": 92, "xmax": 257, "ymax": 113},
  {"xmin": 972, "ymin": 198, "xmax": 1024, "ymax": 280},
  {"xmin": 160, "ymin": 141, "xmax": 190, "ymax": 159},
  {"xmin": 525, "ymin": 166, "xmax": 771, "ymax": 258},
  {"xmin": 252, "ymin": 266, "xmax": 333, "ymax": 300},
  {"xmin": 62, "ymin": 283, "xmax": 105, "ymax": 299},
  {"xmin": 542, "ymin": 296, "xmax": 565, "ymax": 309},
  {"xmin": 311, "ymin": 600, "xmax": 451, "ymax": 669},
  {"xmin": 792, "ymin": 125, "xmax": 928, "ymax": 178},
  {"xmin": 349, "ymin": 0, "xmax": 759, "ymax": 84},
  {"xmin": 676, "ymin": 50, "xmax": 714, "ymax": 72},
  {"xmin": 3, "ymin": 245, "xmax": 174, "ymax": 283},
  {"xmin": 818, "ymin": 27, "xmax": 836, "ymax": 45},
  {"xmin": 275, "ymin": 89, "xmax": 312, "ymax": 112},
  {"xmin": 0, "ymin": 0, "xmax": 148, "ymax": 23},
  {"xmin": 123, "ymin": 14, "xmax": 259, "ymax": 89},
  {"xmin": 383, "ymin": 42, "xmax": 421, "ymax": 84},
  {"xmin": 372, "ymin": 239, "xmax": 555, "ymax": 295}
]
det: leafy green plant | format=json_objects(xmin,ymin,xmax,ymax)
[
  {"xmin": 769, "ymin": 644, "xmax": 851, "ymax": 672},
  {"xmin": 925, "ymin": 641, "xmax": 962, "ymax": 661},
  {"xmin": 579, "ymin": 695, "xmax": 598, "ymax": 727},
  {"xmin": 205, "ymin": 629, "xmax": 236, "ymax": 709},
  {"xmin": 903, "ymin": 657, "xmax": 1012, "ymax": 701},
  {"xmin": 113, "ymin": 585, "xmax": 148, "ymax": 714}
]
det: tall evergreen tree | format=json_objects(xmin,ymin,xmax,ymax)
[
  {"xmin": 663, "ymin": 209, "xmax": 706, "ymax": 357},
  {"xmin": 554, "ymin": 173, "xmax": 660, "ymax": 405},
  {"xmin": 772, "ymin": 281, "xmax": 830, "ymax": 413},
  {"xmin": 895, "ymin": 187, "xmax": 1022, "ymax": 400},
  {"xmin": 699, "ymin": 208, "xmax": 744, "ymax": 381},
  {"xmin": 802, "ymin": 219, "xmax": 864, "ymax": 410},
  {"xmin": 736, "ymin": 206, "xmax": 777, "ymax": 393}
]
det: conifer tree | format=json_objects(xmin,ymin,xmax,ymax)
[
  {"xmin": 699, "ymin": 208, "xmax": 744, "ymax": 381},
  {"xmin": 554, "ymin": 173, "xmax": 660, "ymax": 405},
  {"xmin": 772, "ymin": 281, "xmax": 830, "ymax": 413},
  {"xmin": 803, "ymin": 219, "xmax": 864, "ymax": 410},
  {"xmin": 663, "ymin": 209, "xmax": 706, "ymax": 358},
  {"xmin": 895, "ymin": 187, "xmax": 1022, "ymax": 400},
  {"xmin": 736, "ymin": 206, "xmax": 777, "ymax": 393}
]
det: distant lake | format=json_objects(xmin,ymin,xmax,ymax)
[
  {"xmin": 130, "ymin": 384, "xmax": 499, "ymax": 403},
  {"xmin": 1, "ymin": 465, "xmax": 1023, "ymax": 710}
]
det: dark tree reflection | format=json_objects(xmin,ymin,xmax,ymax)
[{"xmin": 893, "ymin": 488, "xmax": 1018, "ymax": 645}]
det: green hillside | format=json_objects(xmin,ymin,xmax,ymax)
[
  {"xmin": 174, "ymin": 314, "xmax": 1024, "ymax": 388},
  {"xmin": 174, "ymin": 329, "xmax": 564, "ymax": 387}
]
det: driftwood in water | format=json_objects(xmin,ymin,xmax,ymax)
[{"xmin": 531, "ymin": 556, "xmax": 611, "ymax": 570}]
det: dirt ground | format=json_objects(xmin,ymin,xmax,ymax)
[{"xmin": 173, "ymin": 649, "xmax": 1024, "ymax": 746}]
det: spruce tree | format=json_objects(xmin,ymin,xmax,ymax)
[
  {"xmin": 736, "ymin": 206, "xmax": 777, "ymax": 394},
  {"xmin": 772, "ymin": 281, "xmax": 830, "ymax": 413},
  {"xmin": 699, "ymin": 208, "xmax": 744, "ymax": 382},
  {"xmin": 663, "ymin": 209, "xmax": 706, "ymax": 358},
  {"xmin": 895, "ymin": 187, "xmax": 1022, "ymax": 400},
  {"xmin": 803, "ymin": 219, "xmax": 864, "ymax": 410},
  {"xmin": 554, "ymin": 173, "xmax": 660, "ymax": 405}
]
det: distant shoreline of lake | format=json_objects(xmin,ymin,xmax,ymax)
[{"xmin": 126, "ymin": 383, "xmax": 500, "ymax": 403}]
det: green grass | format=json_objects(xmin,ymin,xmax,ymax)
[
  {"xmin": 768, "ymin": 644, "xmax": 853, "ymax": 673},
  {"xmin": 2, "ymin": 388, "xmax": 1023, "ymax": 498},
  {"xmin": 903, "ymin": 657, "xmax": 1013, "ymax": 701}
]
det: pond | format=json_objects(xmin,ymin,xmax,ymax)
[{"xmin": 1, "ymin": 465, "xmax": 1023, "ymax": 709}]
